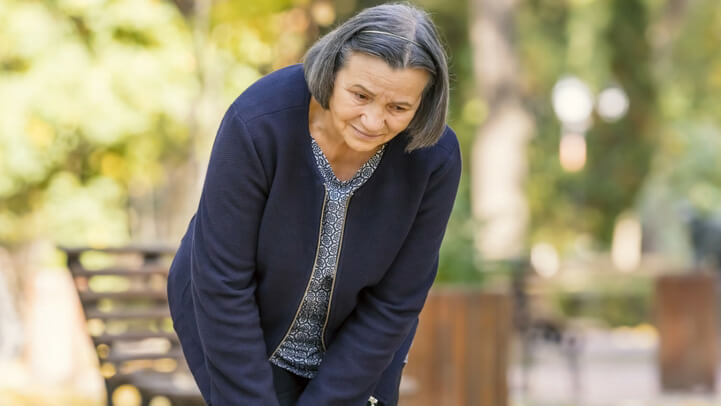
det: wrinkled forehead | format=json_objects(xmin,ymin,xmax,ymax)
[{"xmin": 336, "ymin": 53, "xmax": 430, "ymax": 102}]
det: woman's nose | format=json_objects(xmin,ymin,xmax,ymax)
[{"xmin": 360, "ymin": 106, "xmax": 385, "ymax": 133}]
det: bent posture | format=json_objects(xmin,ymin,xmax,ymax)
[{"xmin": 167, "ymin": 4, "xmax": 460, "ymax": 405}]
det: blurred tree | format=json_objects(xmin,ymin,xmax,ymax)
[
  {"xmin": 0, "ymin": 0, "xmax": 197, "ymax": 248},
  {"xmin": 2, "ymin": 0, "xmax": 718, "ymax": 290},
  {"xmin": 638, "ymin": 0, "xmax": 721, "ymax": 267},
  {"xmin": 470, "ymin": 0, "xmax": 534, "ymax": 262},
  {"xmin": 0, "ymin": 0, "xmax": 316, "ymax": 316},
  {"xmin": 522, "ymin": 0, "xmax": 660, "ymax": 256},
  {"xmin": 0, "ymin": 0, "xmax": 314, "ymax": 251}
]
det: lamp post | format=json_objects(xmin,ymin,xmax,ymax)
[
  {"xmin": 551, "ymin": 76, "xmax": 594, "ymax": 172},
  {"xmin": 551, "ymin": 77, "xmax": 630, "ymax": 172}
]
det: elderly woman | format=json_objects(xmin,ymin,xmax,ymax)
[{"xmin": 167, "ymin": 3, "xmax": 460, "ymax": 406}]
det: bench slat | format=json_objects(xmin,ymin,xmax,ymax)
[
  {"xmin": 72, "ymin": 265, "xmax": 169, "ymax": 277},
  {"xmin": 92, "ymin": 331, "xmax": 179, "ymax": 344},
  {"xmin": 80, "ymin": 290, "xmax": 167, "ymax": 302},
  {"xmin": 86, "ymin": 307, "xmax": 170, "ymax": 320},
  {"xmin": 104, "ymin": 348, "xmax": 184, "ymax": 363},
  {"xmin": 60, "ymin": 244, "xmax": 176, "ymax": 256}
]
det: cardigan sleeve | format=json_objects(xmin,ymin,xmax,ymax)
[
  {"xmin": 189, "ymin": 105, "xmax": 279, "ymax": 406},
  {"xmin": 296, "ymin": 135, "xmax": 462, "ymax": 406}
]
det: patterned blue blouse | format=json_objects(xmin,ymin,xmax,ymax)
[{"xmin": 269, "ymin": 137, "xmax": 386, "ymax": 378}]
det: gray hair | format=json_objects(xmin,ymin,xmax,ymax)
[{"xmin": 302, "ymin": 3, "xmax": 449, "ymax": 152}]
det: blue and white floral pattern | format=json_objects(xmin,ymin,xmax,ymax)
[{"xmin": 270, "ymin": 138, "xmax": 385, "ymax": 378}]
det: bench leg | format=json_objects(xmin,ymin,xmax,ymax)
[
  {"xmin": 139, "ymin": 391, "xmax": 152, "ymax": 406},
  {"xmin": 105, "ymin": 382, "xmax": 116, "ymax": 406}
]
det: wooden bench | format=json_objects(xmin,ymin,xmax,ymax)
[{"xmin": 61, "ymin": 245, "xmax": 205, "ymax": 406}]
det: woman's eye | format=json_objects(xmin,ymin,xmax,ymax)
[
  {"xmin": 392, "ymin": 105, "xmax": 407, "ymax": 112},
  {"xmin": 353, "ymin": 92, "xmax": 368, "ymax": 101}
]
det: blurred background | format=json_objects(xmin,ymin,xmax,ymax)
[{"xmin": 1, "ymin": 0, "xmax": 721, "ymax": 405}]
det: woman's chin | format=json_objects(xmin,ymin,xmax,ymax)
[
  {"xmin": 344, "ymin": 131, "xmax": 390, "ymax": 152},
  {"xmin": 351, "ymin": 140, "xmax": 384, "ymax": 154}
]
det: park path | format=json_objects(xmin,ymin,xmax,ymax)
[{"xmin": 509, "ymin": 327, "xmax": 721, "ymax": 406}]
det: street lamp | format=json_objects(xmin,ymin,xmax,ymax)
[
  {"xmin": 551, "ymin": 77, "xmax": 630, "ymax": 172},
  {"xmin": 552, "ymin": 76, "xmax": 594, "ymax": 130},
  {"xmin": 552, "ymin": 76, "xmax": 594, "ymax": 172}
]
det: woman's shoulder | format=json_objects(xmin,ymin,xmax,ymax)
[
  {"xmin": 229, "ymin": 64, "xmax": 309, "ymax": 124},
  {"xmin": 404, "ymin": 125, "xmax": 461, "ymax": 170},
  {"xmin": 380, "ymin": 126, "xmax": 461, "ymax": 190},
  {"xmin": 435, "ymin": 126, "xmax": 460, "ymax": 157}
]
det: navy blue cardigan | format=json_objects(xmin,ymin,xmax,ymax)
[{"xmin": 167, "ymin": 64, "xmax": 461, "ymax": 406}]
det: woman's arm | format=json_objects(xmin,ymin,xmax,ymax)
[
  {"xmin": 189, "ymin": 105, "xmax": 279, "ymax": 405},
  {"xmin": 297, "ymin": 134, "xmax": 462, "ymax": 406}
]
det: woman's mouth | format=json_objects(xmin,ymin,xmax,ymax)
[{"xmin": 351, "ymin": 125, "xmax": 383, "ymax": 139}]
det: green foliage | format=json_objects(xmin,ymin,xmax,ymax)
[
  {"xmin": 521, "ymin": 0, "xmax": 721, "ymax": 261},
  {"xmin": 0, "ymin": 0, "xmax": 306, "ymax": 248},
  {"xmin": 522, "ymin": 0, "xmax": 659, "ymax": 251},
  {"xmin": 549, "ymin": 273, "xmax": 654, "ymax": 327},
  {"xmin": 436, "ymin": 175, "xmax": 485, "ymax": 285},
  {"xmin": 0, "ymin": 0, "xmax": 197, "ymax": 246},
  {"xmin": 2, "ymin": 0, "xmax": 720, "ymax": 286},
  {"xmin": 555, "ymin": 290, "xmax": 652, "ymax": 327},
  {"xmin": 638, "ymin": 123, "xmax": 721, "ymax": 261}
]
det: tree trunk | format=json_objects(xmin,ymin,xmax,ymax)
[
  {"xmin": 469, "ymin": 0, "xmax": 533, "ymax": 260},
  {"xmin": 131, "ymin": 0, "xmax": 214, "ymax": 245}
]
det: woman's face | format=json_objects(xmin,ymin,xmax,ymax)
[{"xmin": 327, "ymin": 52, "xmax": 430, "ymax": 153}]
